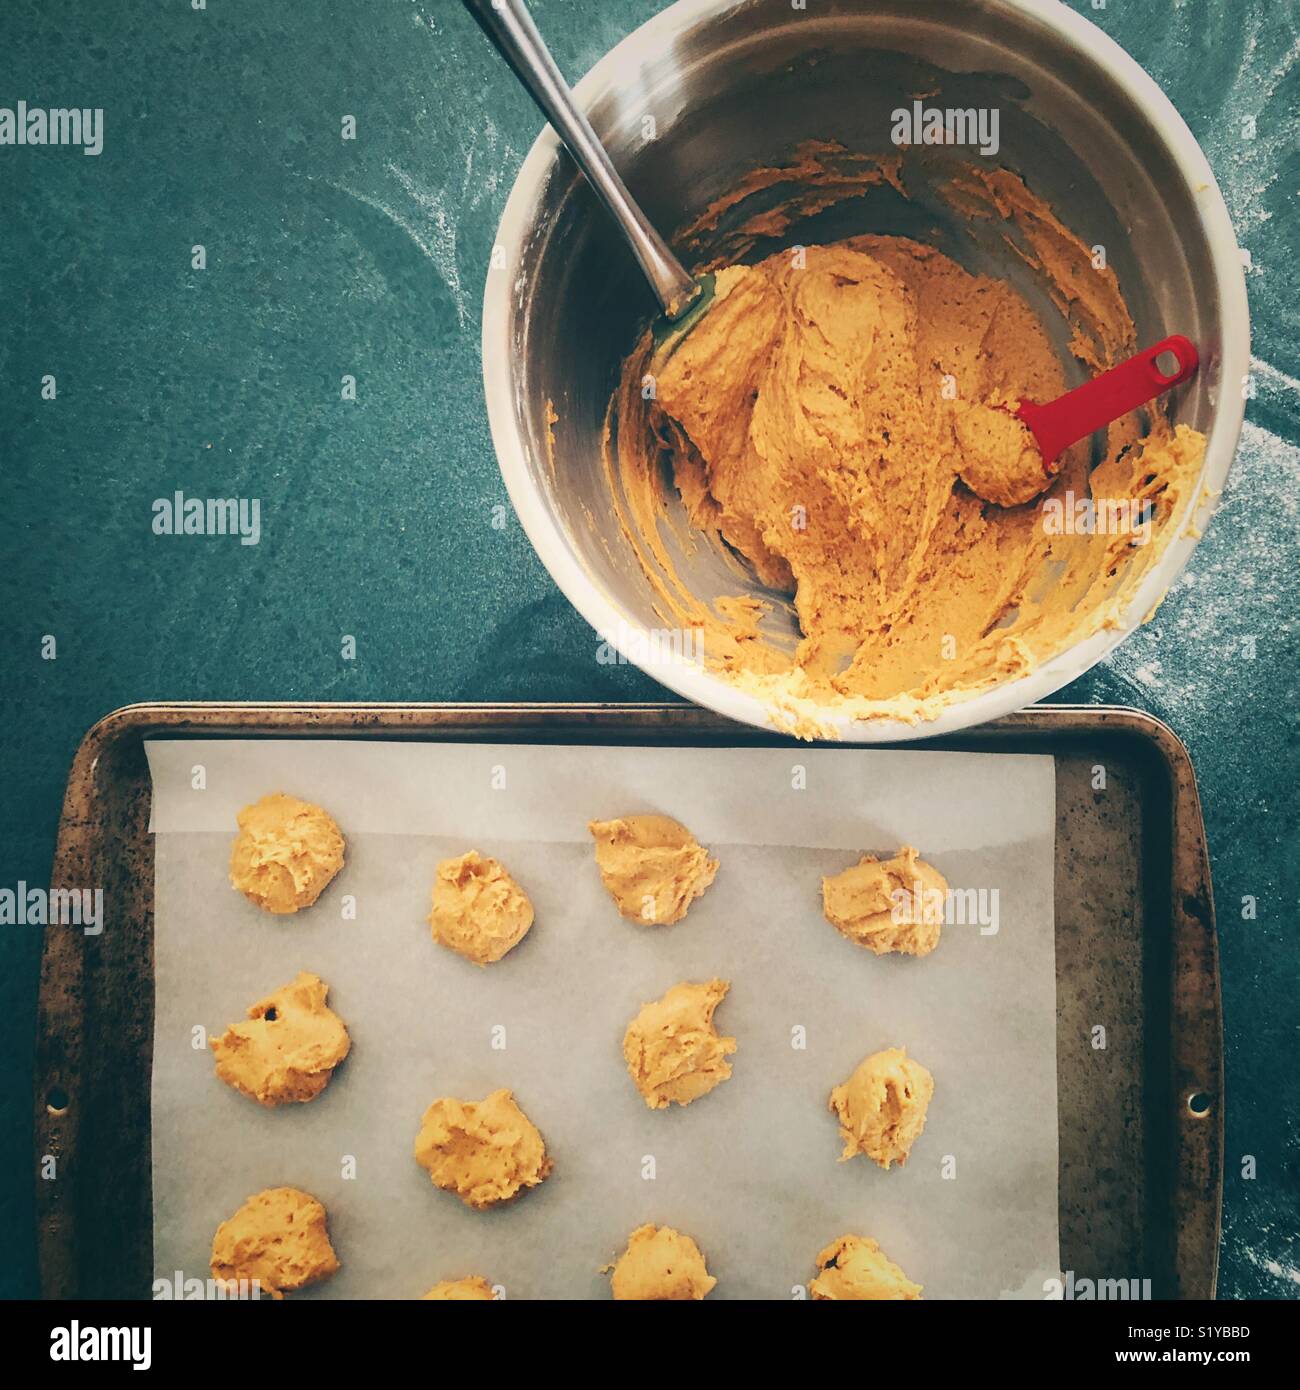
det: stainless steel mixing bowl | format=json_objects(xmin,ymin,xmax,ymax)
[{"xmin": 482, "ymin": 0, "xmax": 1249, "ymax": 741}]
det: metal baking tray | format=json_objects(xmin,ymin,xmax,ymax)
[{"xmin": 34, "ymin": 701, "xmax": 1222, "ymax": 1299}]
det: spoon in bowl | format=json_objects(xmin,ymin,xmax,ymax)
[
  {"xmin": 956, "ymin": 334, "xmax": 1200, "ymax": 507},
  {"xmin": 464, "ymin": 0, "xmax": 715, "ymax": 342}
]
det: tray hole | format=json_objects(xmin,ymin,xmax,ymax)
[
  {"xmin": 46, "ymin": 1086, "xmax": 70, "ymax": 1117},
  {"xmin": 1186, "ymin": 1090, "xmax": 1212, "ymax": 1117}
]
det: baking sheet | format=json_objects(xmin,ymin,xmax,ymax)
[{"xmin": 145, "ymin": 738, "xmax": 1059, "ymax": 1300}]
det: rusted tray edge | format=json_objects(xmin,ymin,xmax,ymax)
[{"xmin": 35, "ymin": 700, "xmax": 1222, "ymax": 1299}]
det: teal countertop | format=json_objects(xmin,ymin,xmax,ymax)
[{"xmin": 0, "ymin": 0, "xmax": 1295, "ymax": 1299}]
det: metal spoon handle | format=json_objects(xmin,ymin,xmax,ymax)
[{"xmin": 464, "ymin": 0, "xmax": 697, "ymax": 315}]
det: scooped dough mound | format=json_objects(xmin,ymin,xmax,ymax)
[
  {"xmin": 623, "ymin": 978, "xmax": 736, "ymax": 1109},
  {"xmin": 952, "ymin": 398, "xmax": 1051, "ymax": 507},
  {"xmin": 429, "ymin": 851, "xmax": 534, "ymax": 965},
  {"xmin": 822, "ymin": 846, "xmax": 948, "ymax": 957},
  {"xmin": 211, "ymin": 971, "xmax": 350, "ymax": 1106},
  {"xmin": 414, "ymin": 1089, "xmax": 553, "ymax": 1210},
  {"xmin": 610, "ymin": 1224, "xmax": 717, "ymax": 1300},
  {"xmin": 588, "ymin": 814, "xmax": 718, "ymax": 925},
  {"xmin": 422, "ymin": 1276, "xmax": 496, "ymax": 1301},
  {"xmin": 810, "ymin": 1234, "xmax": 922, "ymax": 1300},
  {"xmin": 829, "ymin": 1046, "xmax": 934, "ymax": 1169},
  {"xmin": 210, "ymin": 1187, "xmax": 340, "ymax": 1299},
  {"xmin": 229, "ymin": 792, "xmax": 344, "ymax": 914}
]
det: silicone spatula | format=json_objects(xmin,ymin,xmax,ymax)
[{"xmin": 1013, "ymin": 334, "xmax": 1200, "ymax": 469}]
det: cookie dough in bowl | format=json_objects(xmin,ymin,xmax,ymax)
[
  {"xmin": 483, "ymin": 0, "xmax": 1248, "ymax": 744},
  {"xmin": 605, "ymin": 155, "xmax": 1207, "ymax": 738}
]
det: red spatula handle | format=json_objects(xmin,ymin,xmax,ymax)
[{"xmin": 1017, "ymin": 334, "xmax": 1199, "ymax": 465}]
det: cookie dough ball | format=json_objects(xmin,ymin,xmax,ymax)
[
  {"xmin": 810, "ymin": 1235, "xmax": 922, "ymax": 1300},
  {"xmin": 211, "ymin": 971, "xmax": 350, "ymax": 1106},
  {"xmin": 229, "ymin": 793, "xmax": 345, "ymax": 914},
  {"xmin": 610, "ymin": 1224, "xmax": 717, "ymax": 1300},
  {"xmin": 822, "ymin": 846, "xmax": 948, "ymax": 957},
  {"xmin": 429, "ymin": 851, "xmax": 534, "ymax": 965},
  {"xmin": 414, "ymin": 1089, "xmax": 553, "ymax": 1210},
  {"xmin": 210, "ymin": 1187, "xmax": 340, "ymax": 1300},
  {"xmin": 623, "ymin": 978, "xmax": 736, "ymax": 1109},
  {"xmin": 952, "ymin": 398, "xmax": 1051, "ymax": 507},
  {"xmin": 588, "ymin": 814, "xmax": 718, "ymax": 925},
  {"xmin": 422, "ymin": 1276, "xmax": 496, "ymax": 1300},
  {"xmin": 829, "ymin": 1046, "xmax": 934, "ymax": 1169}
]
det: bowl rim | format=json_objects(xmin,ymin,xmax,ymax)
[{"xmin": 481, "ymin": 0, "xmax": 1250, "ymax": 743}]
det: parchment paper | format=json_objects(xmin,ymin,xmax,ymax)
[{"xmin": 146, "ymin": 737, "xmax": 1059, "ymax": 1300}]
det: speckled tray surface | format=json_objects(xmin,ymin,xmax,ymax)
[{"xmin": 34, "ymin": 701, "xmax": 1221, "ymax": 1299}]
